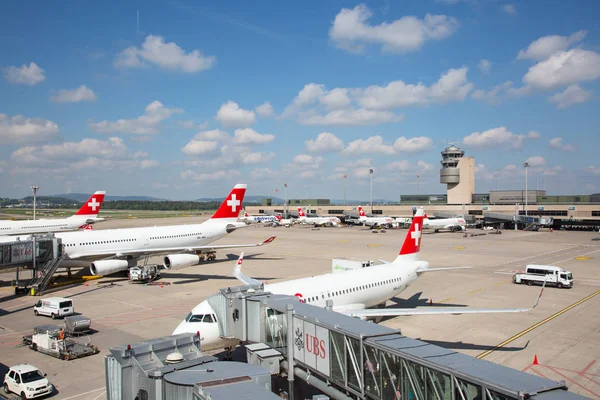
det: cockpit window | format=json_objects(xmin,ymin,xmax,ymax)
[
  {"xmin": 185, "ymin": 312, "xmax": 205, "ymax": 323},
  {"xmin": 203, "ymin": 314, "xmax": 215, "ymax": 323}
]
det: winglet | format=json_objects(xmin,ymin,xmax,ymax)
[
  {"xmin": 232, "ymin": 252, "xmax": 263, "ymax": 286},
  {"xmin": 260, "ymin": 236, "xmax": 276, "ymax": 245}
]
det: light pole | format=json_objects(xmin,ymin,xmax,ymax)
[
  {"xmin": 523, "ymin": 162, "xmax": 529, "ymax": 217},
  {"xmin": 284, "ymin": 183, "xmax": 288, "ymax": 219},
  {"xmin": 31, "ymin": 186, "xmax": 39, "ymax": 220},
  {"xmin": 416, "ymin": 174, "xmax": 421, "ymax": 195},
  {"xmin": 369, "ymin": 169, "xmax": 374, "ymax": 213}
]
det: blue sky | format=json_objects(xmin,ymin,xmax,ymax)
[{"xmin": 1, "ymin": 0, "xmax": 599, "ymax": 200}]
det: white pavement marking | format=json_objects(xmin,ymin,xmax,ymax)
[
  {"xmin": 553, "ymin": 248, "xmax": 600, "ymax": 265},
  {"xmin": 61, "ymin": 387, "xmax": 106, "ymax": 400},
  {"xmin": 92, "ymin": 390, "xmax": 107, "ymax": 400}
]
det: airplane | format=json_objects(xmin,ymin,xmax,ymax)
[
  {"xmin": 0, "ymin": 191, "xmax": 106, "ymax": 236},
  {"xmin": 296, "ymin": 207, "xmax": 340, "ymax": 227},
  {"xmin": 0, "ymin": 184, "xmax": 276, "ymax": 276},
  {"xmin": 238, "ymin": 212, "xmax": 281, "ymax": 225},
  {"xmin": 357, "ymin": 206, "xmax": 394, "ymax": 228},
  {"xmin": 172, "ymin": 207, "xmax": 545, "ymax": 350},
  {"xmin": 423, "ymin": 213, "xmax": 467, "ymax": 232}
]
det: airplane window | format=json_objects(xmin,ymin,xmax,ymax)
[
  {"xmin": 203, "ymin": 314, "xmax": 215, "ymax": 323},
  {"xmin": 186, "ymin": 314, "xmax": 204, "ymax": 322}
]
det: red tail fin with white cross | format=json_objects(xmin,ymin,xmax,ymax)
[
  {"xmin": 358, "ymin": 206, "xmax": 366, "ymax": 217},
  {"xmin": 75, "ymin": 191, "xmax": 105, "ymax": 216},
  {"xmin": 297, "ymin": 207, "xmax": 306, "ymax": 217},
  {"xmin": 211, "ymin": 184, "xmax": 247, "ymax": 219},
  {"xmin": 396, "ymin": 208, "xmax": 424, "ymax": 262}
]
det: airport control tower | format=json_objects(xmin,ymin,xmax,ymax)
[{"xmin": 440, "ymin": 144, "xmax": 475, "ymax": 204}]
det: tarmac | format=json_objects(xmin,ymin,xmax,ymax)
[{"xmin": 0, "ymin": 216, "xmax": 599, "ymax": 399}]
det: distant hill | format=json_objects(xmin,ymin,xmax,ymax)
[{"xmin": 49, "ymin": 193, "xmax": 166, "ymax": 202}]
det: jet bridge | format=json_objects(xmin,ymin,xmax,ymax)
[
  {"xmin": 0, "ymin": 235, "xmax": 64, "ymax": 294},
  {"xmin": 208, "ymin": 285, "xmax": 590, "ymax": 400}
]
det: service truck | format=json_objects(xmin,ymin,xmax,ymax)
[{"xmin": 513, "ymin": 265, "xmax": 573, "ymax": 288}]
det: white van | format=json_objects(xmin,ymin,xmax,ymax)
[
  {"xmin": 513, "ymin": 265, "xmax": 573, "ymax": 288},
  {"xmin": 33, "ymin": 297, "xmax": 74, "ymax": 319}
]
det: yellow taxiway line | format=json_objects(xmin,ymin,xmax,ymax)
[{"xmin": 477, "ymin": 289, "xmax": 600, "ymax": 359}]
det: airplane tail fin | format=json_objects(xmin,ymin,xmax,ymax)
[
  {"xmin": 358, "ymin": 206, "xmax": 366, "ymax": 217},
  {"xmin": 211, "ymin": 184, "xmax": 247, "ymax": 220},
  {"xmin": 275, "ymin": 215, "xmax": 282, "ymax": 221},
  {"xmin": 394, "ymin": 208, "xmax": 425, "ymax": 263},
  {"xmin": 74, "ymin": 191, "xmax": 105, "ymax": 216},
  {"xmin": 297, "ymin": 207, "xmax": 306, "ymax": 217}
]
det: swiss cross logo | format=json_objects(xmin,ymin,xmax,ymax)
[
  {"xmin": 88, "ymin": 197, "xmax": 100, "ymax": 211},
  {"xmin": 237, "ymin": 257, "xmax": 243, "ymax": 266},
  {"xmin": 227, "ymin": 194, "xmax": 240, "ymax": 212},
  {"xmin": 411, "ymin": 223, "xmax": 421, "ymax": 247}
]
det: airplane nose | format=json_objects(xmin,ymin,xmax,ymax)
[{"xmin": 172, "ymin": 320, "xmax": 189, "ymax": 335}]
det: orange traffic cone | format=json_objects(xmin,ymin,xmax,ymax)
[
  {"xmin": 85, "ymin": 281, "xmax": 89, "ymax": 287},
  {"xmin": 429, "ymin": 299, "xmax": 433, "ymax": 305},
  {"xmin": 533, "ymin": 355, "xmax": 539, "ymax": 365}
]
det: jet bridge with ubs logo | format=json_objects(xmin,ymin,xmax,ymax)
[{"xmin": 208, "ymin": 285, "xmax": 590, "ymax": 400}]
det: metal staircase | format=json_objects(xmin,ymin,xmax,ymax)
[{"xmin": 28, "ymin": 252, "xmax": 65, "ymax": 294}]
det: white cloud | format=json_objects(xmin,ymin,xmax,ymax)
[
  {"xmin": 463, "ymin": 127, "xmax": 539, "ymax": 149},
  {"xmin": 293, "ymin": 154, "xmax": 322, "ymax": 165},
  {"xmin": 523, "ymin": 49, "xmax": 600, "ymax": 90},
  {"xmin": 343, "ymin": 135, "xmax": 395, "ymax": 155},
  {"xmin": 255, "ymin": 102, "xmax": 275, "ymax": 117},
  {"xmin": 305, "ymin": 132, "xmax": 345, "ymax": 153},
  {"xmin": 115, "ymin": 35, "xmax": 216, "ymax": 73},
  {"xmin": 517, "ymin": 31, "xmax": 586, "ymax": 61},
  {"xmin": 240, "ymin": 152, "xmax": 276, "ymax": 165},
  {"xmin": 3, "ymin": 62, "xmax": 45, "ymax": 85},
  {"xmin": 320, "ymin": 88, "xmax": 351, "ymax": 110},
  {"xmin": 216, "ymin": 101, "xmax": 256, "ymax": 128},
  {"xmin": 180, "ymin": 170, "xmax": 239, "ymax": 183},
  {"xmin": 358, "ymin": 67, "xmax": 473, "ymax": 109},
  {"xmin": 549, "ymin": 137, "xmax": 575, "ymax": 152},
  {"xmin": 329, "ymin": 4, "xmax": 459, "ymax": 54},
  {"xmin": 0, "ymin": 113, "xmax": 59, "ymax": 144},
  {"xmin": 478, "ymin": 59, "xmax": 491, "ymax": 74},
  {"xmin": 299, "ymin": 108, "xmax": 403, "ymax": 126},
  {"xmin": 586, "ymin": 166, "xmax": 600, "ymax": 175},
  {"xmin": 179, "ymin": 120, "xmax": 209, "ymax": 130},
  {"xmin": 525, "ymin": 156, "xmax": 545, "ymax": 167},
  {"xmin": 417, "ymin": 160, "xmax": 435, "ymax": 172},
  {"xmin": 8, "ymin": 137, "xmax": 158, "ymax": 173},
  {"xmin": 233, "ymin": 128, "xmax": 275, "ymax": 145},
  {"xmin": 89, "ymin": 101, "xmax": 183, "ymax": 135},
  {"xmin": 181, "ymin": 140, "xmax": 219, "ymax": 156},
  {"xmin": 543, "ymin": 166, "xmax": 564, "ymax": 176},
  {"xmin": 251, "ymin": 168, "xmax": 278, "ymax": 179},
  {"xmin": 192, "ymin": 129, "xmax": 231, "ymax": 141},
  {"xmin": 471, "ymin": 81, "xmax": 513, "ymax": 103},
  {"xmin": 139, "ymin": 159, "xmax": 159, "ymax": 169},
  {"xmin": 548, "ymin": 85, "xmax": 592, "ymax": 109},
  {"xmin": 502, "ymin": 4, "xmax": 516, "ymax": 14},
  {"xmin": 393, "ymin": 136, "xmax": 433, "ymax": 153},
  {"xmin": 385, "ymin": 160, "xmax": 411, "ymax": 171},
  {"xmin": 50, "ymin": 85, "xmax": 97, "ymax": 103}
]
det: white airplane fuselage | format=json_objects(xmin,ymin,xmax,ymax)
[
  {"xmin": 173, "ymin": 258, "xmax": 429, "ymax": 351},
  {"xmin": 0, "ymin": 216, "xmax": 102, "ymax": 236},
  {"xmin": 358, "ymin": 216, "xmax": 393, "ymax": 227},
  {"xmin": 424, "ymin": 217, "xmax": 466, "ymax": 231},
  {"xmin": 298, "ymin": 216, "xmax": 339, "ymax": 226}
]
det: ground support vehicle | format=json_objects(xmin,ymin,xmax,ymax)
[
  {"xmin": 22, "ymin": 325, "xmax": 99, "ymax": 361},
  {"xmin": 513, "ymin": 264, "xmax": 573, "ymax": 288}
]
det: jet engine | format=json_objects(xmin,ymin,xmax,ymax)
[
  {"xmin": 90, "ymin": 260, "xmax": 129, "ymax": 276},
  {"xmin": 163, "ymin": 254, "xmax": 201, "ymax": 270}
]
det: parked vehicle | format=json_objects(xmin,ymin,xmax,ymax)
[
  {"xmin": 3, "ymin": 364, "xmax": 53, "ymax": 399},
  {"xmin": 513, "ymin": 265, "xmax": 573, "ymax": 288},
  {"xmin": 33, "ymin": 297, "xmax": 74, "ymax": 319}
]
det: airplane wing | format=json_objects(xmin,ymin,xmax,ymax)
[
  {"xmin": 233, "ymin": 252, "xmax": 263, "ymax": 286},
  {"xmin": 343, "ymin": 281, "xmax": 545, "ymax": 319},
  {"xmin": 416, "ymin": 267, "xmax": 472, "ymax": 273},
  {"xmin": 69, "ymin": 236, "xmax": 276, "ymax": 260}
]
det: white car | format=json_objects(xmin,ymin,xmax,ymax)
[{"xmin": 3, "ymin": 364, "xmax": 54, "ymax": 399}]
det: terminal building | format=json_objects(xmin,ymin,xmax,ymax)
[{"xmin": 249, "ymin": 144, "xmax": 600, "ymax": 229}]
